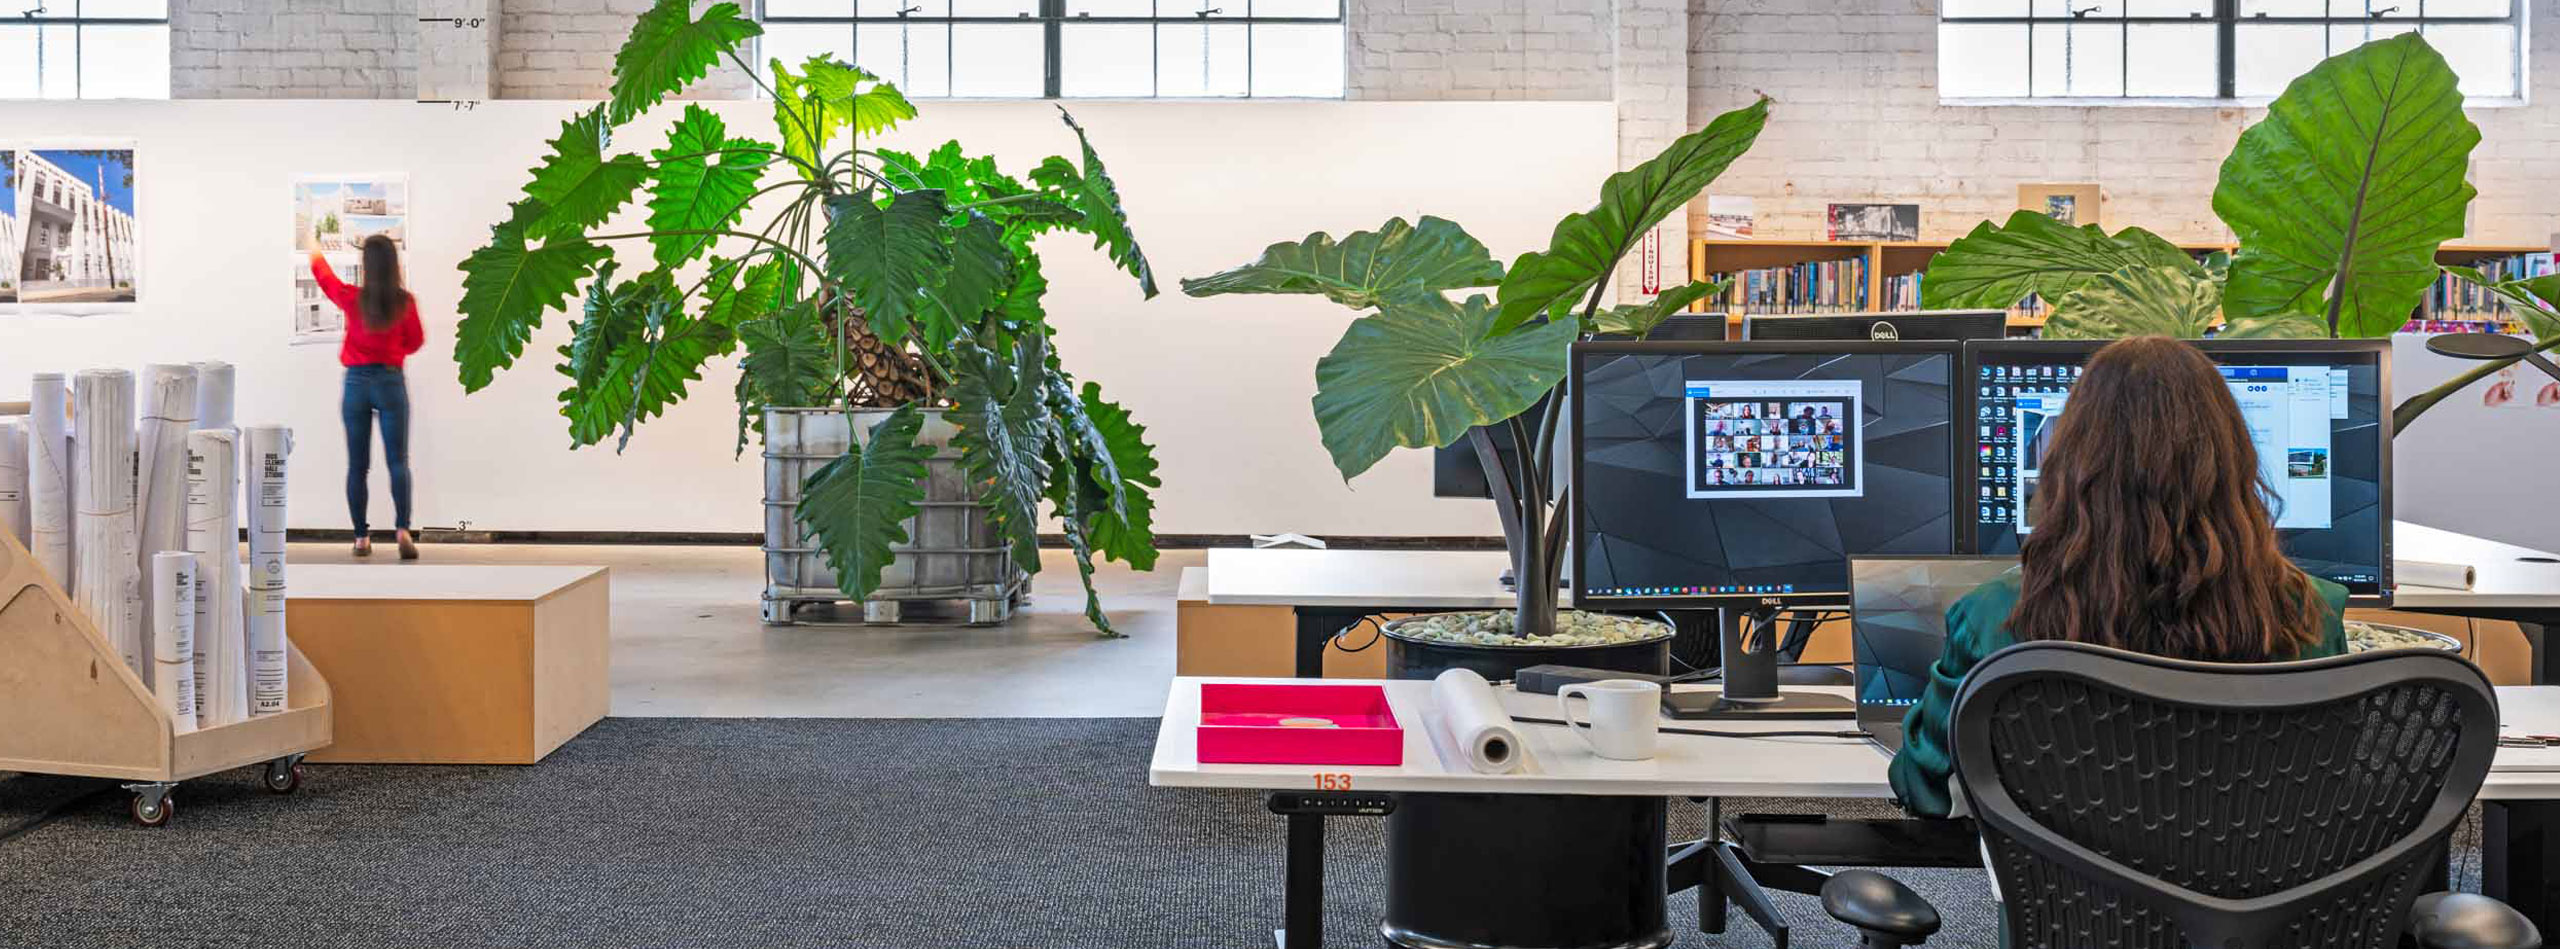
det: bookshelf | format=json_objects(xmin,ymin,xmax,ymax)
[{"xmin": 1689, "ymin": 238, "xmax": 2552, "ymax": 334}]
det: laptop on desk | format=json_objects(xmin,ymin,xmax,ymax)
[{"xmin": 1848, "ymin": 556, "xmax": 2019, "ymax": 757}]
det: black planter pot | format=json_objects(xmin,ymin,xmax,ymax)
[{"xmin": 1378, "ymin": 611, "xmax": 1674, "ymax": 949}]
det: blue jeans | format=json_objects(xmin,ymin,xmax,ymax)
[{"xmin": 342, "ymin": 365, "xmax": 412, "ymax": 534}]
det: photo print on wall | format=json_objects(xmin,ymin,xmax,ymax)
[
  {"xmin": 1826, "ymin": 202, "xmax": 1918, "ymax": 242},
  {"xmin": 14, "ymin": 147, "xmax": 139, "ymax": 308},
  {"xmin": 291, "ymin": 175, "xmax": 409, "ymax": 343},
  {"xmin": 2018, "ymin": 183, "xmax": 2102, "ymax": 229},
  {"xmin": 1, "ymin": 151, "xmax": 19, "ymax": 305}
]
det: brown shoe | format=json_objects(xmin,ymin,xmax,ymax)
[
  {"xmin": 397, "ymin": 529, "xmax": 419, "ymax": 561},
  {"xmin": 354, "ymin": 534, "xmax": 372, "ymax": 557}
]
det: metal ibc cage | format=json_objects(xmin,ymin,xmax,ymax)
[{"xmin": 760, "ymin": 407, "xmax": 1027, "ymax": 626}]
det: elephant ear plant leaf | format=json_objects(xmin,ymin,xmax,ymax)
[
  {"xmin": 1184, "ymin": 96, "xmax": 1774, "ymax": 636},
  {"xmin": 2042, "ymin": 265, "xmax": 2227, "ymax": 340},
  {"xmin": 1920, "ymin": 210, "xmax": 2200, "ymax": 312},
  {"xmin": 2217, "ymin": 32, "xmax": 2479, "ymax": 338},
  {"xmin": 452, "ymin": 9, "xmax": 1161, "ymax": 636}
]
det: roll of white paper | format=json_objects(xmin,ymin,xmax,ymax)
[
  {"xmin": 2397, "ymin": 559, "xmax": 2477, "ymax": 591},
  {"xmin": 27, "ymin": 373, "xmax": 72, "ymax": 585},
  {"xmin": 0, "ymin": 419, "xmax": 26, "ymax": 549},
  {"xmin": 1431, "ymin": 668, "xmax": 1526, "ymax": 774},
  {"xmin": 186, "ymin": 428, "xmax": 248, "ymax": 728},
  {"xmin": 135, "ymin": 364, "xmax": 198, "ymax": 627},
  {"xmin": 243, "ymin": 424, "xmax": 292, "ymax": 718},
  {"xmin": 73, "ymin": 369, "xmax": 142, "ymax": 679},
  {"xmin": 151, "ymin": 551, "xmax": 200, "ymax": 735},
  {"xmin": 193, "ymin": 361, "xmax": 235, "ymax": 434}
]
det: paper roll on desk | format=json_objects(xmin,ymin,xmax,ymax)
[
  {"xmin": 193, "ymin": 361, "xmax": 235, "ymax": 434},
  {"xmin": 136, "ymin": 364, "xmax": 198, "ymax": 627},
  {"xmin": 72, "ymin": 369, "xmax": 142, "ymax": 680},
  {"xmin": 243, "ymin": 425, "xmax": 291, "ymax": 718},
  {"xmin": 2397, "ymin": 559, "xmax": 2477, "ymax": 591},
  {"xmin": 0, "ymin": 419, "xmax": 25, "ymax": 549},
  {"xmin": 151, "ymin": 551, "xmax": 200, "ymax": 734},
  {"xmin": 1431, "ymin": 668, "xmax": 1526, "ymax": 774},
  {"xmin": 187, "ymin": 428, "xmax": 249, "ymax": 728},
  {"xmin": 27, "ymin": 373, "xmax": 71, "ymax": 585}
]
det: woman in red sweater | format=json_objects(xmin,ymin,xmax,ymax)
[{"xmin": 310, "ymin": 234, "xmax": 425, "ymax": 559}]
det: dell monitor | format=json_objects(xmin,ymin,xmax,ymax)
[
  {"xmin": 1438, "ymin": 313, "xmax": 1729, "ymax": 499},
  {"xmin": 1571, "ymin": 340, "xmax": 1962, "ymax": 609},
  {"xmin": 1965, "ymin": 338, "xmax": 2392, "ymax": 602},
  {"xmin": 1744, "ymin": 309, "xmax": 2009, "ymax": 342}
]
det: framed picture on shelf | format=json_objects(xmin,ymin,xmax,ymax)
[
  {"xmin": 2019, "ymin": 183, "xmax": 2102, "ymax": 228},
  {"xmin": 1706, "ymin": 195, "xmax": 1755, "ymax": 239},
  {"xmin": 1826, "ymin": 203, "xmax": 1919, "ymax": 242}
]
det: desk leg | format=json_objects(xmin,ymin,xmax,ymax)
[
  {"xmin": 1283, "ymin": 812, "xmax": 1324, "ymax": 949},
  {"xmin": 2484, "ymin": 800, "xmax": 2557, "ymax": 936},
  {"xmin": 1293, "ymin": 608, "xmax": 1370, "ymax": 679},
  {"xmin": 2528, "ymin": 621, "xmax": 2552, "ymax": 687},
  {"xmin": 1697, "ymin": 797, "xmax": 1726, "ymax": 935}
]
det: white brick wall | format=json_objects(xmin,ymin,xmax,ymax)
[
  {"xmin": 497, "ymin": 0, "xmax": 754, "ymax": 100},
  {"xmin": 1345, "ymin": 0, "xmax": 1614, "ymax": 100},
  {"xmin": 1687, "ymin": 0, "xmax": 2560, "ymax": 246},
  {"xmin": 172, "ymin": 0, "xmax": 419, "ymax": 99}
]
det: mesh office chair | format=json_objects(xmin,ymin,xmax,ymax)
[{"xmin": 1822, "ymin": 641, "xmax": 2544, "ymax": 949}]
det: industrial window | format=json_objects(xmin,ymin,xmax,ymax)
[
  {"xmin": 1938, "ymin": 1, "xmax": 2524, "ymax": 101},
  {"xmin": 758, "ymin": 0, "xmax": 1346, "ymax": 98},
  {"xmin": 0, "ymin": 0, "xmax": 171, "ymax": 99}
]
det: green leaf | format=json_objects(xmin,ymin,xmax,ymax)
[
  {"xmin": 1491, "ymin": 97, "xmax": 1767, "ymax": 335},
  {"xmin": 1920, "ymin": 211, "xmax": 2200, "ymax": 310},
  {"xmin": 2217, "ymin": 32, "xmax": 2479, "ymax": 337},
  {"xmin": 771, "ymin": 57, "xmax": 914, "ymax": 174},
  {"xmin": 2443, "ymin": 265, "xmax": 2560, "ymax": 344},
  {"xmin": 1047, "ymin": 471, "xmax": 1119, "ymax": 638},
  {"xmin": 1591, "ymin": 280, "xmax": 1726, "ymax": 338},
  {"xmin": 1178, "ymin": 216, "xmax": 1503, "ymax": 309},
  {"xmin": 522, "ymin": 108, "xmax": 651, "ymax": 240},
  {"xmin": 607, "ymin": 0, "xmax": 759, "ymax": 125},
  {"xmin": 1076, "ymin": 381, "xmax": 1159, "ymax": 570},
  {"xmin": 794, "ymin": 405, "xmax": 935, "ymax": 602},
  {"xmin": 565, "ymin": 261, "xmax": 644, "ymax": 389},
  {"xmin": 647, "ymin": 105, "xmax": 770, "ymax": 269},
  {"xmin": 823, "ymin": 189, "xmax": 953, "ymax": 347},
  {"xmin": 2217, "ymin": 311, "xmax": 2332, "ymax": 338},
  {"xmin": 949, "ymin": 337, "xmax": 1056, "ymax": 573},
  {"xmin": 997, "ymin": 252, "xmax": 1049, "ymax": 332},
  {"xmin": 2041, "ymin": 265, "xmax": 2225, "ymax": 340},
  {"xmin": 737, "ymin": 299, "xmax": 834, "ymax": 411},
  {"xmin": 558, "ymin": 301, "xmax": 734, "ymax": 451},
  {"xmin": 1045, "ymin": 377, "xmax": 1124, "ymax": 517},
  {"xmin": 1313, "ymin": 292, "xmax": 1579, "ymax": 482},
  {"xmin": 702, "ymin": 257, "xmax": 793, "ymax": 329},
  {"xmin": 918, "ymin": 214, "xmax": 1014, "ymax": 350},
  {"xmin": 1031, "ymin": 108, "xmax": 1156, "ymax": 298},
  {"xmin": 456, "ymin": 199, "xmax": 614, "ymax": 393}
]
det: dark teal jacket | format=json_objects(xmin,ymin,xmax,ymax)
[{"xmin": 1884, "ymin": 573, "xmax": 2351, "ymax": 818}]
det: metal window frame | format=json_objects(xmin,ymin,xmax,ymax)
[
  {"xmin": 758, "ymin": 0, "xmax": 1345, "ymax": 98},
  {"xmin": 4, "ymin": 0, "xmax": 173, "ymax": 99},
  {"xmin": 1939, "ymin": 0, "xmax": 2524, "ymax": 101}
]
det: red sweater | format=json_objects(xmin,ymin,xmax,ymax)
[{"xmin": 311, "ymin": 252, "xmax": 426, "ymax": 369}]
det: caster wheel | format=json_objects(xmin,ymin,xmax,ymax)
[
  {"xmin": 130, "ymin": 793, "xmax": 174, "ymax": 827},
  {"xmin": 263, "ymin": 760, "xmax": 305, "ymax": 795}
]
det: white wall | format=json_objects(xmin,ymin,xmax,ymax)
[{"xmin": 0, "ymin": 98, "xmax": 1618, "ymax": 536}]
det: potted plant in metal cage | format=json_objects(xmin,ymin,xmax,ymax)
[{"xmin": 449, "ymin": 0, "xmax": 1162, "ymax": 635}]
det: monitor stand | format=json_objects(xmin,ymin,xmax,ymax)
[{"xmin": 1668, "ymin": 606, "xmax": 1856, "ymax": 720}]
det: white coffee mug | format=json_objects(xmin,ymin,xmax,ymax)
[{"xmin": 1557, "ymin": 679, "xmax": 1662, "ymax": 761}]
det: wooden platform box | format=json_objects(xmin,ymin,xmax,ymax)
[{"xmin": 289, "ymin": 565, "xmax": 609, "ymax": 765}]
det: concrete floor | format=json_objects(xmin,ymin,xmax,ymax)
[{"xmin": 286, "ymin": 542, "xmax": 1201, "ymax": 718}]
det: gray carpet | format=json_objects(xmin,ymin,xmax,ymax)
[{"xmin": 0, "ymin": 718, "xmax": 2485, "ymax": 949}]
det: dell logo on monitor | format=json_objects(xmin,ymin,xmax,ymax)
[{"xmin": 1868, "ymin": 321, "xmax": 1900, "ymax": 340}]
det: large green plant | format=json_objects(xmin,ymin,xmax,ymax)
[
  {"xmin": 1919, "ymin": 33, "xmax": 2543, "ymax": 430},
  {"xmin": 1183, "ymin": 98, "xmax": 1769, "ymax": 635},
  {"xmin": 451, "ymin": 0, "xmax": 1161, "ymax": 636}
]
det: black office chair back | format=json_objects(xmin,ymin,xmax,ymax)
[{"xmin": 1950, "ymin": 641, "xmax": 2500, "ymax": 949}]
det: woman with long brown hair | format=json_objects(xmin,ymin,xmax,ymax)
[
  {"xmin": 308, "ymin": 233, "xmax": 425, "ymax": 560},
  {"xmin": 1886, "ymin": 335, "xmax": 2348, "ymax": 817}
]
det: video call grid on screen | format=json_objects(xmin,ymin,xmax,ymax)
[
  {"xmin": 1961, "ymin": 339, "xmax": 2392, "ymax": 599},
  {"xmin": 1685, "ymin": 381, "xmax": 1862, "ymax": 498},
  {"xmin": 1572, "ymin": 341, "xmax": 1961, "ymax": 608}
]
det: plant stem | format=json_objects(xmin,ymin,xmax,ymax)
[
  {"xmin": 2393, "ymin": 334, "xmax": 2560, "ymax": 432},
  {"xmin": 1507, "ymin": 413, "xmax": 1555, "ymax": 636},
  {"xmin": 643, "ymin": 145, "xmax": 821, "ymax": 180},
  {"xmin": 667, "ymin": 180, "xmax": 822, "ymax": 272},
  {"xmin": 586, "ymin": 228, "xmax": 830, "ymax": 291},
  {"xmin": 727, "ymin": 49, "xmax": 820, "ymax": 159},
  {"xmin": 951, "ymin": 191, "xmax": 1068, "ymax": 212}
]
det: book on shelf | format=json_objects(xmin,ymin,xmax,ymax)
[
  {"xmin": 2407, "ymin": 251, "xmax": 2555, "ymax": 335},
  {"xmin": 1708, "ymin": 257, "xmax": 1869, "ymax": 313}
]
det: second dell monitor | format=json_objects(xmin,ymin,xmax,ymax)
[{"xmin": 1574, "ymin": 341, "xmax": 1960, "ymax": 606}]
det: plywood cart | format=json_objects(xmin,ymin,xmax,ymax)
[{"xmin": 0, "ymin": 531, "xmax": 331, "ymax": 825}]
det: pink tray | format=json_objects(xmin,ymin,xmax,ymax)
[{"xmin": 1196, "ymin": 683, "xmax": 1404, "ymax": 766}]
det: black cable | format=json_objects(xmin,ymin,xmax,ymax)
[
  {"xmin": 1328, "ymin": 614, "xmax": 1388, "ymax": 654},
  {"xmin": 1514, "ymin": 715, "xmax": 1868, "ymax": 741}
]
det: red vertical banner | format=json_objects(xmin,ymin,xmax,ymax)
[{"xmin": 1641, "ymin": 227, "xmax": 1661, "ymax": 295}]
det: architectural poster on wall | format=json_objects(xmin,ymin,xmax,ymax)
[
  {"xmin": 1, "ymin": 152, "xmax": 20, "ymax": 305},
  {"xmin": 290, "ymin": 175, "xmax": 409, "ymax": 343},
  {"xmin": 9, "ymin": 146, "xmax": 139, "ymax": 311}
]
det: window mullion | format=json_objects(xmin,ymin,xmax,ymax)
[
  {"xmin": 1042, "ymin": 0, "xmax": 1063, "ymax": 97},
  {"xmin": 2216, "ymin": 0, "xmax": 2236, "ymax": 99}
]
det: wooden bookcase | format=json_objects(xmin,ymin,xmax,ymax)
[{"xmin": 1688, "ymin": 237, "xmax": 2548, "ymax": 332}]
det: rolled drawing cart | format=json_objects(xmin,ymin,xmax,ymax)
[{"xmin": 0, "ymin": 532, "xmax": 332, "ymax": 826}]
